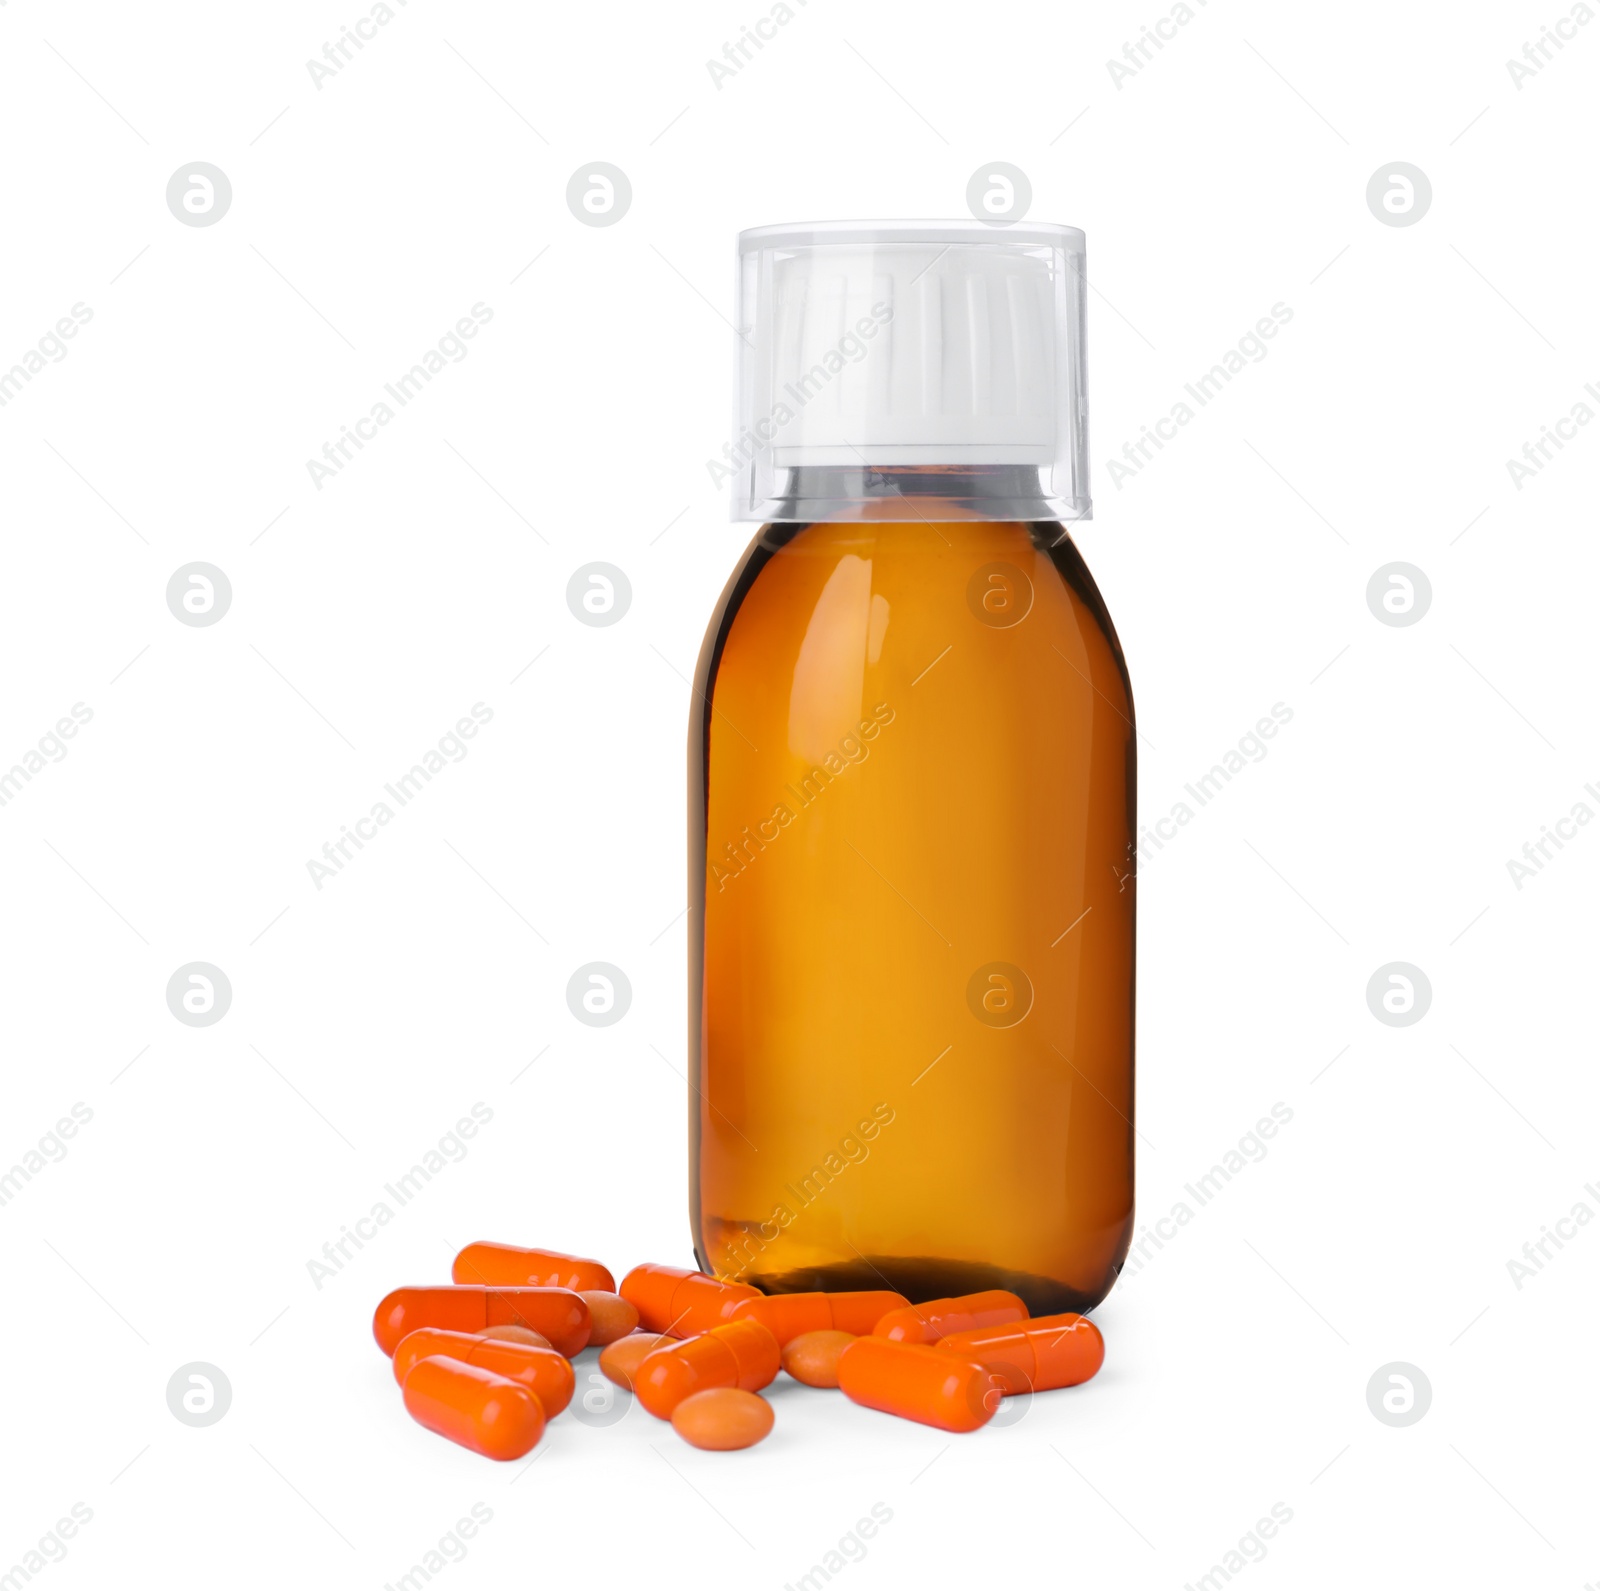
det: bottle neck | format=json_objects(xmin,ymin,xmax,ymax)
[{"xmin": 760, "ymin": 464, "xmax": 1088, "ymax": 527}]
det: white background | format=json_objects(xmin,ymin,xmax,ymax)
[{"xmin": 2, "ymin": 0, "xmax": 1596, "ymax": 1586}]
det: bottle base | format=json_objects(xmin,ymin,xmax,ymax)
[{"xmin": 736, "ymin": 1254, "xmax": 1114, "ymax": 1317}]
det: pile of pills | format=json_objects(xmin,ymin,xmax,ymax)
[{"xmin": 374, "ymin": 1242, "xmax": 1105, "ymax": 1461}]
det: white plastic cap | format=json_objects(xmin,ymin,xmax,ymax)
[{"xmin": 728, "ymin": 220, "xmax": 1090, "ymax": 523}]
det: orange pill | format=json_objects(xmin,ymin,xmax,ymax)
[
  {"xmin": 634, "ymin": 1319, "xmax": 781, "ymax": 1419},
  {"xmin": 402, "ymin": 1356, "xmax": 545, "ymax": 1460},
  {"xmin": 935, "ymin": 1312, "xmax": 1104, "ymax": 1395},
  {"xmin": 477, "ymin": 1325, "xmax": 551, "ymax": 1348},
  {"xmin": 781, "ymin": 1329, "xmax": 856, "ymax": 1388},
  {"xmin": 838, "ymin": 1337, "xmax": 996, "ymax": 1432},
  {"xmin": 671, "ymin": 1388, "xmax": 775, "ymax": 1450},
  {"xmin": 871, "ymin": 1290, "xmax": 1029, "ymax": 1345},
  {"xmin": 392, "ymin": 1329, "xmax": 575, "ymax": 1418},
  {"xmin": 619, "ymin": 1264, "xmax": 761, "ymax": 1337},
  {"xmin": 452, "ymin": 1241, "xmax": 615, "ymax": 1294},
  {"xmin": 730, "ymin": 1290, "xmax": 909, "ymax": 1345},
  {"xmin": 579, "ymin": 1290, "xmax": 640, "ymax": 1346},
  {"xmin": 373, "ymin": 1286, "xmax": 590, "ymax": 1358},
  {"xmin": 598, "ymin": 1333, "xmax": 677, "ymax": 1390}
]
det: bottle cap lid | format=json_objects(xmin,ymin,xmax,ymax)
[{"xmin": 728, "ymin": 220, "xmax": 1090, "ymax": 523}]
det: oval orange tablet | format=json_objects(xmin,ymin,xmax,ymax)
[
  {"xmin": 579, "ymin": 1291, "xmax": 639, "ymax": 1346},
  {"xmin": 598, "ymin": 1332, "xmax": 677, "ymax": 1390},
  {"xmin": 619, "ymin": 1264, "xmax": 761, "ymax": 1337},
  {"xmin": 452, "ymin": 1241, "xmax": 615, "ymax": 1294},
  {"xmin": 671, "ymin": 1388, "xmax": 774, "ymax": 1450},
  {"xmin": 935, "ymin": 1312, "xmax": 1104, "ymax": 1395},
  {"xmin": 837, "ymin": 1337, "xmax": 996, "ymax": 1432},
  {"xmin": 392, "ymin": 1328, "xmax": 575, "ymax": 1418},
  {"xmin": 781, "ymin": 1329, "xmax": 856, "ymax": 1388},
  {"xmin": 402, "ymin": 1355, "xmax": 545, "ymax": 1460},
  {"xmin": 871, "ymin": 1290, "xmax": 1029, "ymax": 1345},
  {"xmin": 476, "ymin": 1325, "xmax": 551, "ymax": 1348},
  {"xmin": 373, "ymin": 1286, "xmax": 590, "ymax": 1357},
  {"xmin": 634, "ymin": 1320, "xmax": 781, "ymax": 1419},
  {"xmin": 730, "ymin": 1290, "xmax": 909, "ymax": 1345}
]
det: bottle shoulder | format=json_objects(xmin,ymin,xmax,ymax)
[{"xmin": 697, "ymin": 520, "xmax": 1131, "ymax": 714}]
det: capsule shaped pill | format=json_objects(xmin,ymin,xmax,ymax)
[
  {"xmin": 729, "ymin": 1289, "xmax": 909, "ymax": 1345},
  {"xmin": 402, "ymin": 1355, "xmax": 545, "ymax": 1460},
  {"xmin": 934, "ymin": 1312, "xmax": 1104, "ymax": 1396},
  {"xmin": 634, "ymin": 1319, "xmax": 781, "ymax": 1419},
  {"xmin": 452, "ymin": 1241, "xmax": 615, "ymax": 1294},
  {"xmin": 837, "ymin": 1337, "xmax": 996, "ymax": 1432},
  {"xmin": 871, "ymin": 1289, "xmax": 1029, "ymax": 1345},
  {"xmin": 619, "ymin": 1264, "xmax": 761, "ymax": 1338},
  {"xmin": 392, "ymin": 1328, "xmax": 575, "ymax": 1418},
  {"xmin": 373, "ymin": 1286, "xmax": 590, "ymax": 1358}
]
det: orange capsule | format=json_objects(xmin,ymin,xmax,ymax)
[
  {"xmin": 871, "ymin": 1289, "xmax": 1029, "ymax": 1345},
  {"xmin": 837, "ymin": 1337, "xmax": 996, "ymax": 1432},
  {"xmin": 373, "ymin": 1286, "xmax": 590, "ymax": 1358},
  {"xmin": 619, "ymin": 1264, "xmax": 761, "ymax": 1338},
  {"xmin": 452, "ymin": 1241, "xmax": 615, "ymax": 1294},
  {"xmin": 634, "ymin": 1319, "xmax": 781, "ymax": 1419},
  {"xmin": 392, "ymin": 1328, "xmax": 575, "ymax": 1418},
  {"xmin": 935, "ymin": 1312, "xmax": 1104, "ymax": 1395},
  {"xmin": 402, "ymin": 1355, "xmax": 545, "ymax": 1461},
  {"xmin": 729, "ymin": 1290, "xmax": 910, "ymax": 1345}
]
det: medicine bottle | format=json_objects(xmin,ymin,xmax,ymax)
[{"xmin": 689, "ymin": 222, "xmax": 1133, "ymax": 1314}]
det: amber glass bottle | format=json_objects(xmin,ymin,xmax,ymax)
[{"xmin": 689, "ymin": 223, "xmax": 1132, "ymax": 1314}]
